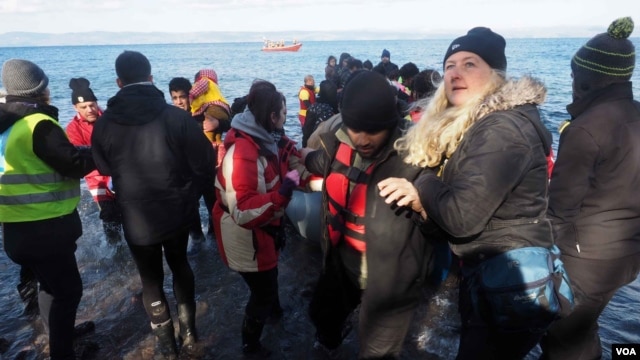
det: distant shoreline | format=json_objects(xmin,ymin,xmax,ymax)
[{"xmin": 0, "ymin": 28, "xmax": 620, "ymax": 48}]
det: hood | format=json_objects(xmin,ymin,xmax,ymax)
[
  {"xmin": 0, "ymin": 96, "xmax": 59, "ymax": 133},
  {"xmin": 229, "ymin": 109, "xmax": 278, "ymax": 155},
  {"xmin": 477, "ymin": 76, "xmax": 551, "ymax": 155},
  {"xmin": 103, "ymin": 83, "xmax": 167, "ymax": 125}
]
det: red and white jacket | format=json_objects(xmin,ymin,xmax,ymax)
[
  {"xmin": 65, "ymin": 110, "xmax": 115, "ymax": 202},
  {"xmin": 213, "ymin": 110, "xmax": 303, "ymax": 272}
]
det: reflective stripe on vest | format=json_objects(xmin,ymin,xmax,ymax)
[
  {"xmin": 0, "ymin": 113, "xmax": 80, "ymax": 222},
  {"xmin": 325, "ymin": 143, "xmax": 373, "ymax": 252}
]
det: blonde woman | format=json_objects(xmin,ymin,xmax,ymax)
[{"xmin": 377, "ymin": 27, "xmax": 557, "ymax": 359}]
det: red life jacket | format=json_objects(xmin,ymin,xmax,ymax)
[{"xmin": 325, "ymin": 143, "xmax": 374, "ymax": 253}]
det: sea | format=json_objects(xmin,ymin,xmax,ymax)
[{"xmin": 0, "ymin": 39, "xmax": 639, "ymax": 360}]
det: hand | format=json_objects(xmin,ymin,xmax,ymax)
[
  {"xmin": 377, "ymin": 177, "xmax": 427, "ymax": 219},
  {"xmin": 284, "ymin": 169, "xmax": 300, "ymax": 186}
]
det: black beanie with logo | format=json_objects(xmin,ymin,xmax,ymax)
[
  {"xmin": 69, "ymin": 77, "xmax": 98, "ymax": 104},
  {"xmin": 443, "ymin": 27, "xmax": 507, "ymax": 71}
]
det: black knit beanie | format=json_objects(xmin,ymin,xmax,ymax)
[
  {"xmin": 572, "ymin": 17, "xmax": 635, "ymax": 93},
  {"xmin": 69, "ymin": 78, "xmax": 98, "ymax": 104},
  {"xmin": 443, "ymin": 27, "xmax": 507, "ymax": 71},
  {"xmin": 340, "ymin": 71, "xmax": 400, "ymax": 133}
]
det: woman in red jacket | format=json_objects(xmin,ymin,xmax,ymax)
[
  {"xmin": 65, "ymin": 77, "xmax": 122, "ymax": 243},
  {"xmin": 213, "ymin": 80, "xmax": 306, "ymax": 356}
]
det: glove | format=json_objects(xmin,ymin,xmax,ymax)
[{"xmin": 278, "ymin": 169, "xmax": 300, "ymax": 197}]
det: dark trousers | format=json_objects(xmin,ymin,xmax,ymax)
[
  {"xmin": 3, "ymin": 210, "xmax": 83, "ymax": 360},
  {"xmin": 456, "ymin": 269, "xmax": 545, "ymax": 360},
  {"xmin": 128, "ymin": 229, "xmax": 194, "ymax": 325},
  {"xmin": 309, "ymin": 254, "xmax": 362, "ymax": 349},
  {"xmin": 239, "ymin": 267, "xmax": 280, "ymax": 321},
  {"xmin": 309, "ymin": 253, "xmax": 417, "ymax": 359},
  {"xmin": 540, "ymin": 253, "xmax": 640, "ymax": 360}
]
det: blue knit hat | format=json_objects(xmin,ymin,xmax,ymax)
[
  {"xmin": 443, "ymin": 27, "xmax": 507, "ymax": 71},
  {"xmin": 381, "ymin": 49, "xmax": 391, "ymax": 59}
]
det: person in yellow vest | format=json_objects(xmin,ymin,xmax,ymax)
[
  {"xmin": 297, "ymin": 74, "xmax": 316, "ymax": 126},
  {"xmin": 0, "ymin": 59, "xmax": 97, "ymax": 360}
]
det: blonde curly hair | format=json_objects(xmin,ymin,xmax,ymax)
[{"xmin": 395, "ymin": 70, "xmax": 506, "ymax": 168}]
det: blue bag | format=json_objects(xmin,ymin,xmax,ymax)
[{"xmin": 472, "ymin": 245, "xmax": 574, "ymax": 332}]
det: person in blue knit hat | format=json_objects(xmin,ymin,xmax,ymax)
[
  {"xmin": 372, "ymin": 48, "xmax": 399, "ymax": 77},
  {"xmin": 540, "ymin": 16, "xmax": 640, "ymax": 360}
]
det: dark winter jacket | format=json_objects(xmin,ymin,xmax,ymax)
[
  {"xmin": 415, "ymin": 77, "xmax": 554, "ymax": 262},
  {"xmin": 548, "ymin": 82, "xmax": 640, "ymax": 260},
  {"xmin": 305, "ymin": 124, "xmax": 435, "ymax": 315},
  {"xmin": 91, "ymin": 84, "xmax": 214, "ymax": 246}
]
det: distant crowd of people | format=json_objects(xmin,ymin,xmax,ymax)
[{"xmin": 0, "ymin": 16, "xmax": 639, "ymax": 360}]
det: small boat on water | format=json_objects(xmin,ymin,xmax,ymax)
[{"xmin": 262, "ymin": 39, "xmax": 302, "ymax": 52}]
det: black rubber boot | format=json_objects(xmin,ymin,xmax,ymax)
[
  {"xmin": 17, "ymin": 266, "xmax": 39, "ymax": 318},
  {"xmin": 152, "ymin": 321, "xmax": 178, "ymax": 360},
  {"xmin": 177, "ymin": 303, "xmax": 198, "ymax": 355},
  {"xmin": 241, "ymin": 316, "xmax": 271, "ymax": 358}
]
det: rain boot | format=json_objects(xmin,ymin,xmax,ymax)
[
  {"xmin": 151, "ymin": 320, "xmax": 178, "ymax": 360},
  {"xmin": 17, "ymin": 267, "xmax": 39, "ymax": 318},
  {"xmin": 241, "ymin": 316, "xmax": 271, "ymax": 358},
  {"xmin": 177, "ymin": 303, "xmax": 197, "ymax": 354}
]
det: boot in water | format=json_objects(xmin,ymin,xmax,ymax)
[
  {"xmin": 177, "ymin": 303, "xmax": 198, "ymax": 355},
  {"xmin": 152, "ymin": 320, "xmax": 178, "ymax": 360},
  {"xmin": 241, "ymin": 316, "xmax": 271, "ymax": 358}
]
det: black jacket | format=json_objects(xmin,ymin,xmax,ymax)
[
  {"xmin": 549, "ymin": 82, "xmax": 640, "ymax": 260},
  {"xmin": 415, "ymin": 78, "xmax": 554, "ymax": 261},
  {"xmin": 91, "ymin": 84, "xmax": 214, "ymax": 246},
  {"xmin": 305, "ymin": 124, "xmax": 435, "ymax": 315}
]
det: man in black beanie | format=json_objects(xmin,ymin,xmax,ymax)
[
  {"xmin": 373, "ymin": 48, "xmax": 399, "ymax": 77},
  {"xmin": 541, "ymin": 17, "xmax": 640, "ymax": 360},
  {"xmin": 301, "ymin": 71, "xmax": 439, "ymax": 358}
]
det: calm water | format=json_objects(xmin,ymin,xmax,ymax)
[{"xmin": 1, "ymin": 39, "xmax": 639, "ymax": 359}]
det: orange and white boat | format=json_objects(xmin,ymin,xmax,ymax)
[{"xmin": 262, "ymin": 39, "xmax": 302, "ymax": 52}]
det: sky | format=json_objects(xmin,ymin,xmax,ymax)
[{"xmin": 0, "ymin": 0, "xmax": 638, "ymax": 38}]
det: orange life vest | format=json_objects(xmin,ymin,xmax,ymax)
[{"xmin": 325, "ymin": 143, "xmax": 373, "ymax": 252}]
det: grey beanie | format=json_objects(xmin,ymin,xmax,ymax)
[{"xmin": 1, "ymin": 59, "xmax": 49, "ymax": 97}]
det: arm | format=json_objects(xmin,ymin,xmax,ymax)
[
  {"xmin": 221, "ymin": 142, "xmax": 289, "ymax": 229},
  {"xmin": 33, "ymin": 120, "xmax": 95, "ymax": 179},
  {"xmin": 415, "ymin": 123, "xmax": 533, "ymax": 238},
  {"xmin": 548, "ymin": 126, "xmax": 598, "ymax": 221}
]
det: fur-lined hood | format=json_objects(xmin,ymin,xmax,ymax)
[{"xmin": 475, "ymin": 76, "xmax": 547, "ymax": 120}]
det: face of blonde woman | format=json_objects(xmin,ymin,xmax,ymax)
[{"xmin": 443, "ymin": 51, "xmax": 492, "ymax": 107}]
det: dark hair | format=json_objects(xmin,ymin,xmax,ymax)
[
  {"xmin": 412, "ymin": 69, "xmax": 442, "ymax": 99},
  {"xmin": 246, "ymin": 80, "xmax": 284, "ymax": 132},
  {"xmin": 348, "ymin": 58, "xmax": 363, "ymax": 71},
  {"xmin": 169, "ymin": 77, "xmax": 191, "ymax": 93},
  {"xmin": 363, "ymin": 60, "xmax": 373, "ymax": 70},
  {"xmin": 387, "ymin": 69, "xmax": 400, "ymax": 81},
  {"xmin": 115, "ymin": 50, "xmax": 151, "ymax": 85},
  {"xmin": 317, "ymin": 80, "xmax": 338, "ymax": 113},
  {"xmin": 399, "ymin": 62, "xmax": 420, "ymax": 80},
  {"xmin": 338, "ymin": 52, "xmax": 351, "ymax": 67},
  {"xmin": 327, "ymin": 55, "xmax": 337, "ymax": 65}
]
